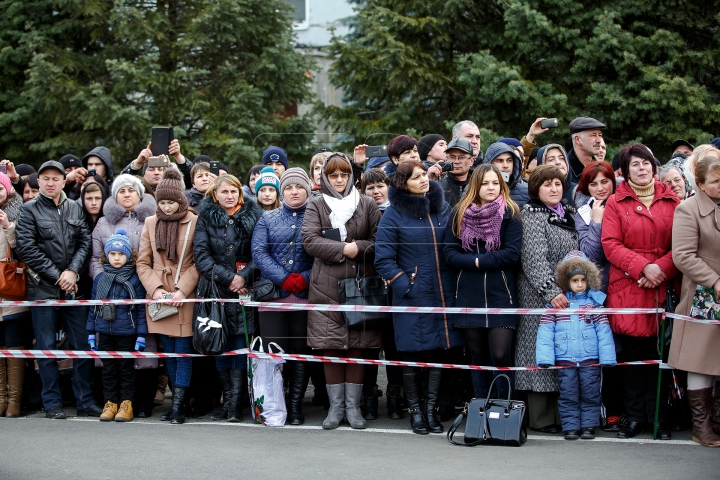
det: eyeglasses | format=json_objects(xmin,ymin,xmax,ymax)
[
  {"xmin": 447, "ymin": 155, "xmax": 472, "ymax": 162},
  {"xmin": 328, "ymin": 173, "xmax": 350, "ymax": 180}
]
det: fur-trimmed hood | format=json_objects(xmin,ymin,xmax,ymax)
[
  {"xmin": 555, "ymin": 252, "xmax": 602, "ymax": 292},
  {"xmin": 1, "ymin": 191, "xmax": 23, "ymax": 223},
  {"xmin": 199, "ymin": 195, "xmax": 261, "ymax": 237},
  {"xmin": 103, "ymin": 193, "xmax": 156, "ymax": 224},
  {"xmin": 387, "ymin": 180, "xmax": 445, "ymax": 218}
]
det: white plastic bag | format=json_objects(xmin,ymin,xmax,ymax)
[{"xmin": 248, "ymin": 337, "xmax": 286, "ymax": 427}]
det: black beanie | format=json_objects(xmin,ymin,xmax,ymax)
[
  {"xmin": 418, "ymin": 134, "xmax": 445, "ymax": 161},
  {"xmin": 611, "ymin": 152, "xmax": 622, "ymax": 172}
]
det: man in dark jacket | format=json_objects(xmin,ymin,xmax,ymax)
[
  {"xmin": 483, "ymin": 142, "xmax": 530, "ymax": 208},
  {"xmin": 82, "ymin": 146, "xmax": 116, "ymax": 186},
  {"xmin": 16, "ymin": 161, "xmax": 100, "ymax": 419},
  {"xmin": 566, "ymin": 117, "xmax": 606, "ymax": 183},
  {"xmin": 437, "ymin": 138, "xmax": 474, "ymax": 207}
]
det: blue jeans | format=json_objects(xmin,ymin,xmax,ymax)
[
  {"xmin": 557, "ymin": 365, "xmax": 602, "ymax": 431},
  {"xmin": 215, "ymin": 334, "xmax": 246, "ymax": 371},
  {"xmin": 159, "ymin": 335, "xmax": 192, "ymax": 388},
  {"xmin": 31, "ymin": 306, "xmax": 95, "ymax": 410}
]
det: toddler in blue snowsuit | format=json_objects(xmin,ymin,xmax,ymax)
[{"xmin": 536, "ymin": 251, "xmax": 616, "ymax": 440}]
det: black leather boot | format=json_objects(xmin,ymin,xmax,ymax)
[
  {"xmin": 425, "ymin": 368, "xmax": 443, "ymax": 433},
  {"xmin": 227, "ymin": 369, "xmax": 246, "ymax": 422},
  {"xmin": 170, "ymin": 386, "xmax": 187, "ymax": 425},
  {"xmin": 386, "ymin": 385, "xmax": 404, "ymax": 419},
  {"xmin": 361, "ymin": 385, "xmax": 378, "ymax": 420},
  {"xmin": 403, "ymin": 368, "xmax": 428, "ymax": 435},
  {"xmin": 287, "ymin": 362, "xmax": 310, "ymax": 425},
  {"xmin": 211, "ymin": 369, "xmax": 232, "ymax": 421}
]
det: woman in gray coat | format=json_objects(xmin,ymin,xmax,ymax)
[{"xmin": 515, "ymin": 165, "xmax": 579, "ymax": 433}]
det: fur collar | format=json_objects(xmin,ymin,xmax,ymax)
[
  {"xmin": 388, "ymin": 181, "xmax": 445, "ymax": 219},
  {"xmin": 525, "ymin": 198, "xmax": 577, "ymax": 231},
  {"xmin": 1, "ymin": 192, "xmax": 23, "ymax": 223},
  {"xmin": 103, "ymin": 193, "xmax": 157, "ymax": 224},
  {"xmin": 199, "ymin": 196, "xmax": 261, "ymax": 236}
]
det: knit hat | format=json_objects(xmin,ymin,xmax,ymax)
[
  {"xmin": 261, "ymin": 146, "xmax": 289, "ymax": 170},
  {"xmin": 367, "ymin": 156, "xmax": 391, "ymax": 170},
  {"xmin": 59, "ymin": 154, "xmax": 82, "ymax": 170},
  {"xmin": 497, "ymin": 137, "xmax": 523, "ymax": 148},
  {"xmin": 418, "ymin": 134, "xmax": 446, "ymax": 161},
  {"xmin": 154, "ymin": 168, "xmax": 187, "ymax": 207},
  {"xmin": 112, "ymin": 173, "xmax": 145, "ymax": 199},
  {"xmin": 14, "ymin": 164, "xmax": 36, "ymax": 176},
  {"xmin": 280, "ymin": 167, "xmax": 312, "ymax": 198},
  {"xmin": 105, "ymin": 228, "xmax": 132, "ymax": 259},
  {"xmin": 0, "ymin": 172, "xmax": 11, "ymax": 195},
  {"xmin": 255, "ymin": 167, "xmax": 280, "ymax": 195}
]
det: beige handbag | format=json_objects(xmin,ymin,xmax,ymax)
[{"xmin": 148, "ymin": 218, "xmax": 192, "ymax": 321}]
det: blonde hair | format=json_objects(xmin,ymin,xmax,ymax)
[
  {"xmin": 206, "ymin": 174, "xmax": 245, "ymax": 206},
  {"xmin": 695, "ymin": 155, "xmax": 720, "ymax": 186},
  {"xmin": 453, "ymin": 164, "xmax": 520, "ymax": 237},
  {"xmin": 684, "ymin": 145, "xmax": 720, "ymax": 191}
]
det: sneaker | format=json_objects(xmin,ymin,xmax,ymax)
[
  {"xmin": 114, "ymin": 400, "xmax": 134, "ymax": 422},
  {"xmin": 602, "ymin": 415, "xmax": 621, "ymax": 432},
  {"xmin": 99, "ymin": 401, "xmax": 118, "ymax": 422}
]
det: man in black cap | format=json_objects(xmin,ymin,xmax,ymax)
[
  {"xmin": 567, "ymin": 116, "xmax": 606, "ymax": 183},
  {"xmin": 437, "ymin": 138, "xmax": 474, "ymax": 207},
  {"xmin": 418, "ymin": 134, "xmax": 447, "ymax": 165},
  {"xmin": 670, "ymin": 139, "xmax": 694, "ymax": 158},
  {"xmin": 60, "ymin": 154, "xmax": 89, "ymax": 199},
  {"xmin": 16, "ymin": 161, "xmax": 100, "ymax": 419}
]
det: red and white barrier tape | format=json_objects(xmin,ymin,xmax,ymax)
[
  {"xmin": 0, "ymin": 348, "xmax": 665, "ymax": 371},
  {"xmin": 664, "ymin": 312, "xmax": 720, "ymax": 325}
]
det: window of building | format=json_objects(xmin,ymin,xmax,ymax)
[{"xmin": 287, "ymin": 0, "xmax": 309, "ymax": 30}]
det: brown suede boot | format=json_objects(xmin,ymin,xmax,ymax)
[
  {"xmin": 712, "ymin": 380, "xmax": 720, "ymax": 436},
  {"xmin": 155, "ymin": 375, "xmax": 169, "ymax": 406},
  {"xmin": 5, "ymin": 349, "xmax": 25, "ymax": 418},
  {"xmin": 99, "ymin": 401, "xmax": 118, "ymax": 422},
  {"xmin": 115, "ymin": 400, "xmax": 134, "ymax": 422},
  {"xmin": 688, "ymin": 388, "xmax": 720, "ymax": 447},
  {"xmin": 0, "ymin": 356, "xmax": 7, "ymax": 417}
]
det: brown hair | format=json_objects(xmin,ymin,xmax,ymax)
[
  {"xmin": 453, "ymin": 164, "xmax": 520, "ymax": 237},
  {"xmin": 190, "ymin": 162, "xmax": 210, "ymax": 180},
  {"xmin": 695, "ymin": 155, "xmax": 720, "ymax": 186},
  {"xmin": 310, "ymin": 151, "xmax": 331, "ymax": 182},
  {"xmin": 618, "ymin": 143, "xmax": 657, "ymax": 181},
  {"xmin": 324, "ymin": 154, "xmax": 352, "ymax": 176},
  {"xmin": 575, "ymin": 161, "xmax": 616, "ymax": 198},
  {"xmin": 206, "ymin": 174, "xmax": 245, "ymax": 206},
  {"xmin": 361, "ymin": 169, "xmax": 390, "ymax": 192},
  {"xmin": 528, "ymin": 164, "xmax": 566, "ymax": 200},
  {"xmin": 391, "ymin": 160, "xmax": 425, "ymax": 192}
]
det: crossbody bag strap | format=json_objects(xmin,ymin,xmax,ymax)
[{"xmin": 174, "ymin": 218, "xmax": 193, "ymax": 286}]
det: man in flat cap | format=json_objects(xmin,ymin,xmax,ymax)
[{"xmin": 567, "ymin": 116, "xmax": 606, "ymax": 183}]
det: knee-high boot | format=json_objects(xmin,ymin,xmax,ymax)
[
  {"xmin": 287, "ymin": 362, "xmax": 310, "ymax": 425},
  {"xmin": 5, "ymin": 348, "xmax": 24, "ymax": 418},
  {"xmin": 227, "ymin": 369, "xmax": 246, "ymax": 422},
  {"xmin": 403, "ymin": 367, "xmax": 428, "ymax": 435},
  {"xmin": 425, "ymin": 368, "xmax": 443, "ymax": 433},
  {"xmin": 211, "ymin": 369, "xmax": 232, "ymax": 421},
  {"xmin": 170, "ymin": 386, "xmax": 187, "ymax": 425},
  {"xmin": 0, "ymin": 355, "xmax": 7, "ymax": 417}
]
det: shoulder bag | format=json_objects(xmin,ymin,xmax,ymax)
[
  {"xmin": 252, "ymin": 227, "xmax": 300, "ymax": 302},
  {"xmin": 447, "ymin": 374, "xmax": 527, "ymax": 447},
  {"xmin": 338, "ymin": 267, "xmax": 390, "ymax": 330},
  {"xmin": 148, "ymin": 218, "xmax": 193, "ymax": 321},
  {"xmin": 192, "ymin": 265, "xmax": 227, "ymax": 356}
]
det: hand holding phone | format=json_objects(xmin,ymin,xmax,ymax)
[
  {"xmin": 540, "ymin": 118, "xmax": 559, "ymax": 129},
  {"xmin": 209, "ymin": 161, "xmax": 221, "ymax": 176},
  {"xmin": 151, "ymin": 127, "xmax": 174, "ymax": 156}
]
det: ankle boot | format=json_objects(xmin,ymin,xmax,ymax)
[
  {"xmin": 115, "ymin": 400, "xmax": 134, "ymax": 422},
  {"xmin": 5, "ymin": 349, "xmax": 24, "ymax": 418},
  {"xmin": 0, "ymin": 356, "xmax": 6, "ymax": 417},
  {"xmin": 386, "ymin": 385, "xmax": 404, "ymax": 419},
  {"xmin": 170, "ymin": 386, "xmax": 187, "ymax": 425},
  {"xmin": 344, "ymin": 383, "xmax": 366, "ymax": 429},
  {"xmin": 227, "ymin": 369, "xmax": 245, "ymax": 422},
  {"xmin": 403, "ymin": 368, "xmax": 429, "ymax": 435},
  {"xmin": 154, "ymin": 375, "xmax": 169, "ymax": 406},
  {"xmin": 712, "ymin": 380, "xmax": 720, "ymax": 436},
  {"xmin": 211, "ymin": 369, "xmax": 232, "ymax": 421},
  {"xmin": 322, "ymin": 383, "xmax": 345, "ymax": 430},
  {"xmin": 425, "ymin": 368, "xmax": 443, "ymax": 433},
  {"xmin": 287, "ymin": 362, "xmax": 310, "ymax": 425},
  {"xmin": 688, "ymin": 388, "xmax": 720, "ymax": 447},
  {"xmin": 361, "ymin": 385, "xmax": 378, "ymax": 420}
]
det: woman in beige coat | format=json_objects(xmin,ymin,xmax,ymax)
[
  {"xmin": 668, "ymin": 153, "xmax": 720, "ymax": 447},
  {"xmin": 302, "ymin": 153, "xmax": 382, "ymax": 430},
  {"xmin": 137, "ymin": 169, "xmax": 199, "ymax": 424}
]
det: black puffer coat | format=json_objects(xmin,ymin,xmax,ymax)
[
  {"xmin": 16, "ymin": 193, "xmax": 92, "ymax": 300},
  {"xmin": 194, "ymin": 196, "xmax": 261, "ymax": 335}
]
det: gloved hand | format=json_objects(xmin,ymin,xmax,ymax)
[
  {"xmin": 135, "ymin": 337, "xmax": 146, "ymax": 352},
  {"xmin": 88, "ymin": 334, "xmax": 97, "ymax": 351},
  {"xmin": 281, "ymin": 273, "xmax": 308, "ymax": 294}
]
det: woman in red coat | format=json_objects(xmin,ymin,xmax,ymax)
[{"xmin": 601, "ymin": 143, "xmax": 680, "ymax": 440}]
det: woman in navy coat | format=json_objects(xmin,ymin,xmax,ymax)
[
  {"xmin": 444, "ymin": 164, "xmax": 522, "ymax": 400},
  {"xmin": 375, "ymin": 160, "xmax": 463, "ymax": 435}
]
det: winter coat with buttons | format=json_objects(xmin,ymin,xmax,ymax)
[
  {"xmin": 16, "ymin": 192, "xmax": 92, "ymax": 301},
  {"xmin": 194, "ymin": 196, "xmax": 261, "ymax": 335},
  {"xmin": 90, "ymin": 194, "xmax": 157, "ymax": 279},
  {"xmin": 601, "ymin": 180, "xmax": 680, "ymax": 337},
  {"xmin": 251, "ymin": 202, "xmax": 313, "ymax": 298},
  {"xmin": 86, "ymin": 271, "xmax": 148, "ymax": 337},
  {"xmin": 375, "ymin": 182, "xmax": 464, "ymax": 352},
  {"xmin": 536, "ymin": 289, "xmax": 616, "ymax": 366}
]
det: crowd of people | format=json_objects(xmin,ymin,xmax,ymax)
[{"xmin": 0, "ymin": 116, "xmax": 719, "ymax": 448}]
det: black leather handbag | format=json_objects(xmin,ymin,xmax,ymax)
[
  {"xmin": 447, "ymin": 374, "xmax": 527, "ymax": 447},
  {"xmin": 338, "ymin": 271, "xmax": 390, "ymax": 329},
  {"xmin": 193, "ymin": 267, "xmax": 228, "ymax": 356}
]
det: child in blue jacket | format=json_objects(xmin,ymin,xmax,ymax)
[
  {"xmin": 536, "ymin": 251, "xmax": 616, "ymax": 440},
  {"xmin": 86, "ymin": 229, "xmax": 147, "ymax": 422}
]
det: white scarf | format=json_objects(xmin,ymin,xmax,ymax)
[{"xmin": 323, "ymin": 187, "xmax": 360, "ymax": 241}]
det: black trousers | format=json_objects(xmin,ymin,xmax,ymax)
[
  {"xmin": 258, "ymin": 310, "xmax": 309, "ymax": 354},
  {"xmin": 615, "ymin": 334, "xmax": 667, "ymax": 424},
  {"xmin": 98, "ymin": 334, "xmax": 136, "ymax": 404}
]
